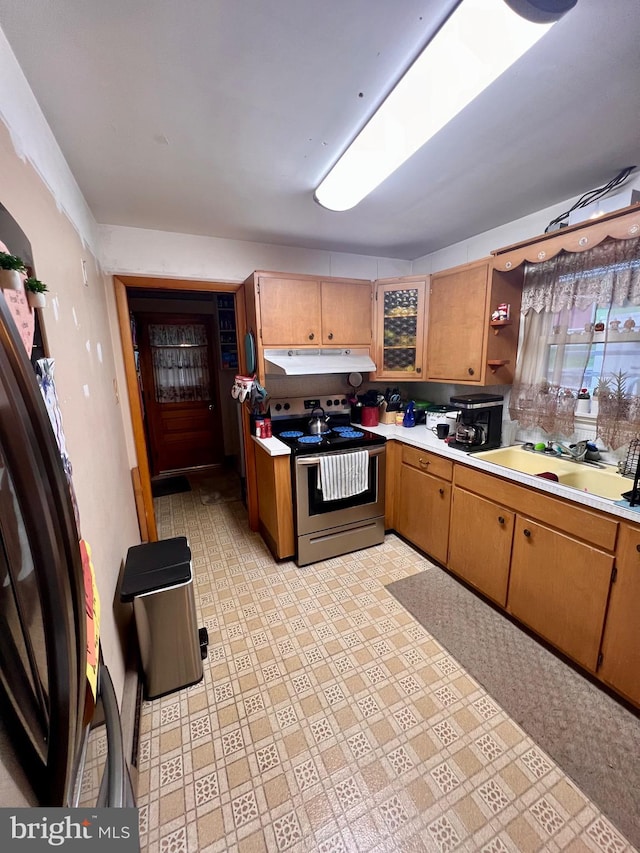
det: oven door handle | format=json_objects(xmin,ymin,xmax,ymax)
[{"xmin": 296, "ymin": 446, "xmax": 386, "ymax": 466}]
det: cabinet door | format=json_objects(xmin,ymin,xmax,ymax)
[
  {"xmin": 508, "ymin": 517, "xmax": 614, "ymax": 671},
  {"xmin": 598, "ymin": 523, "xmax": 640, "ymax": 706},
  {"xmin": 426, "ymin": 261, "xmax": 489, "ymax": 382},
  {"xmin": 448, "ymin": 488, "xmax": 514, "ymax": 606},
  {"xmin": 396, "ymin": 464, "xmax": 451, "ymax": 564},
  {"xmin": 255, "ymin": 445, "xmax": 295, "ymax": 559},
  {"xmin": 259, "ymin": 277, "xmax": 321, "ymax": 346},
  {"xmin": 321, "ymin": 281, "xmax": 372, "ymax": 345},
  {"xmin": 375, "ymin": 280, "xmax": 427, "ymax": 380}
]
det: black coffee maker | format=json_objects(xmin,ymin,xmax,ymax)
[{"xmin": 449, "ymin": 393, "xmax": 503, "ymax": 452}]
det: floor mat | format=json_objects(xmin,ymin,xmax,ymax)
[
  {"xmin": 151, "ymin": 476, "xmax": 191, "ymax": 498},
  {"xmin": 387, "ymin": 565, "xmax": 640, "ymax": 850}
]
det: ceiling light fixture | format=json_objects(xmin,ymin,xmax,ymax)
[{"xmin": 314, "ymin": 0, "xmax": 577, "ymax": 212}]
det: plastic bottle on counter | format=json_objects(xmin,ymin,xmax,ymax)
[{"xmin": 403, "ymin": 401, "xmax": 416, "ymax": 428}]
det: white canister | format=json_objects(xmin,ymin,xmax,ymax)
[{"xmin": 425, "ymin": 408, "xmax": 459, "ymax": 430}]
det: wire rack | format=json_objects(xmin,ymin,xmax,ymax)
[{"xmin": 620, "ymin": 438, "xmax": 640, "ymax": 506}]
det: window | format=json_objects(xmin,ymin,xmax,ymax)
[{"xmin": 510, "ymin": 236, "xmax": 640, "ymax": 448}]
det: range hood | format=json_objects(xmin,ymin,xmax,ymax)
[{"xmin": 264, "ymin": 348, "xmax": 376, "ymax": 376}]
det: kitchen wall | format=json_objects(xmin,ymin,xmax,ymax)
[
  {"xmin": 99, "ymin": 224, "xmax": 413, "ymax": 284},
  {"xmin": 412, "ymin": 175, "xmax": 640, "ymax": 275},
  {"xmin": 0, "ymin": 119, "xmax": 139, "ymax": 713}
]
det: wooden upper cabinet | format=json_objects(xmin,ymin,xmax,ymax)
[
  {"xmin": 374, "ymin": 277, "xmax": 428, "ymax": 380},
  {"xmin": 257, "ymin": 275, "xmax": 371, "ymax": 347},
  {"xmin": 426, "ymin": 259, "xmax": 490, "ymax": 383},
  {"xmin": 320, "ymin": 280, "xmax": 372, "ymax": 345},
  {"xmin": 425, "ymin": 259, "xmax": 523, "ymax": 385},
  {"xmin": 258, "ymin": 277, "xmax": 322, "ymax": 346}
]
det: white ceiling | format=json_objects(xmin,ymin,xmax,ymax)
[{"xmin": 0, "ymin": 0, "xmax": 639, "ymax": 259}]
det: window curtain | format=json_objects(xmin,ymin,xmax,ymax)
[
  {"xmin": 149, "ymin": 324, "xmax": 211, "ymax": 403},
  {"xmin": 509, "ymin": 236, "xmax": 640, "ymax": 448}
]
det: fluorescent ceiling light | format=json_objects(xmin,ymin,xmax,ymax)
[{"xmin": 315, "ymin": 0, "xmax": 574, "ymax": 212}]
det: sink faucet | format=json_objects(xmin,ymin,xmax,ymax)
[{"xmin": 556, "ymin": 440, "xmax": 588, "ymax": 462}]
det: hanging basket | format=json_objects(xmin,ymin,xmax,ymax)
[
  {"xmin": 0, "ymin": 269, "xmax": 23, "ymax": 291},
  {"xmin": 27, "ymin": 290, "xmax": 47, "ymax": 309}
]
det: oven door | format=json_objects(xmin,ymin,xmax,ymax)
[{"xmin": 294, "ymin": 446, "xmax": 386, "ymax": 536}]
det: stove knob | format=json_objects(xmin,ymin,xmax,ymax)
[
  {"xmin": 274, "ymin": 403, "xmax": 282, "ymax": 411},
  {"xmin": 283, "ymin": 403, "xmax": 290, "ymax": 411},
  {"xmin": 326, "ymin": 399, "xmax": 333, "ymax": 406},
  {"xmin": 334, "ymin": 399, "xmax": 340, "ymax": 406},
  {"xmin": 341, "ymin": 398, "xmax": 347, "ymax": 405}
]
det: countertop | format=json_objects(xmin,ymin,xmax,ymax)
[{"xmin": 252, "ymin": 425, "xmax": 640, "ymax": 525}]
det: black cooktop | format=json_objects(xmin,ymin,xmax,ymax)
[{"xmin": 273, "ymin": 416, "xmax": 385, "ymax": 456}]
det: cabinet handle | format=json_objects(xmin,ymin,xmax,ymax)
[
  {"xmin": 498, "ymin": 516, "xmax": 505, "ymax": 524},
  {"xmin": 468, "ymin": 367, "xmax": 475, "ymax": 376},
  {"xmin": 416, "ymin": 367, "xmax": 421, "ymax": 373},
  {"xmin": 439, "ymin": 487, "xmax": 445, "ymax": 495},
  {"xmin": 523, "ymin": 528, "xmax": 531, "ymax": 538},
  {"xmin": 308, "ymin": 332, "xmax": 315, "ymax": 341},
  {"xmin": 327, "ymin": 332, "xmax": 334, "ymax": 340},
  {"xmin": 636, "ymin": 544, "xmax": 640, "ymax": 553},
  {"xmin": 419, "ymin": 458, "xmax": 430, "ymax": 467}
]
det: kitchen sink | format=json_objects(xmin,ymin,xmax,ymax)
[{"xmin": 474, "ymin": 445, "xmax": 630, "ymax": 501}]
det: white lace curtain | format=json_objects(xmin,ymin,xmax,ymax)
[
  {"xmin": 149, "ymin": 324, "xmax": 211, "ymax": 403},
  {"xmin": 510, "ymin": 236, "xmax": 640, "ymax": 448}
]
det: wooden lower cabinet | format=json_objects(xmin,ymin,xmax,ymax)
[
  {"xmin": 448, "ymin": 488, "xmax": 514, "ymax": 606},
  {"xmin": 507, "ymin": 517, "xmax": 614, "ymax": 672},
  {"xmin": 598, "ymin": 523, "xmax": 640, "ymax": 706},
  {"xmin": 254, "ymin": 445, "xmax": 295, "ymax": 559},
  {"xmin": 396, "ymin": 463, "xmax": 451, "ymax": 565}
]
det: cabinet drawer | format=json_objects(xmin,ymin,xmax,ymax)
[
  {"xmin": 454, "ymin": 464, "xmax": 617, "ymax": 551},
  {"xmin": 402, "ymin": 445, "xmax": 453, "ymax": 481}
]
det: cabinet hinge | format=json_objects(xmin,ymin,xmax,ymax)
[
  {"xmin": 256, "ymin": 282, "xmax": 260, "ymax": 294},
  {"xmin": 597, "ymin": 651, "xmax": 603, "ymax": 670},
  {"xmin": 611, "ymin": 565, "xmax": 618, "ymax": 583}
]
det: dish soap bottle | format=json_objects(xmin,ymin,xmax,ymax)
[{"xmin": 403, "ymin": 401, "xmax": 416, "ymax": 428}]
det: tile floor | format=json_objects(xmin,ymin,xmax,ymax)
[{"xmin": 126, "ymin": 489, "xmax": 635, "ymax": 851}]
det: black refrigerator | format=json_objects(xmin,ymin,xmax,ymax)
[{"xmin": 0, "ymin": 293, "xmax": 131, "ymax": 808}]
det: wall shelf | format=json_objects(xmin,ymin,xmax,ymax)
[{"xmin": 490, "ymin": 320, "xmax": 512, "ymax": 335}]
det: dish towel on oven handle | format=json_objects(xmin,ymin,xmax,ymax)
[{"xmin": 318, "ymin": 450, "xmax": 369, "ymax": 501}]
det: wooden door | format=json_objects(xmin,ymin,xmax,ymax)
[
  {"xmin": 508, "ymin": 517, "xmax": 613, "ymax": 671},
  {"xmin": 320, "ymin": 280, "xmax": 372, "ymax": 345},
  {"xmin": 138, "ymin": 314, "xmax": 224, "ymax": 475},
  {"xmin": 598, "ymin": 523, "xmax": 640, "ymax": 706},
  {"xmin": 426, "ymin": 260, "xmax": 490, "ymax": 382},
  {"xmin": 448, "ymin": 488, "xmax": 514, "ymax": 606},
  {"xmin": 396, "ymin": 465, "xmax": 451, "ymax": 564},
  {"xmin": 258, "ymin": 277, "xmax": 321, "ymax": 346},
  {"xmin": 374, "ymin": 279, "xmax": 427, "ymax": 380}
]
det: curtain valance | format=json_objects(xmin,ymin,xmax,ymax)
[{"xmin": 521, "ymin": 237, "xmax": 640, "ymax": 314}]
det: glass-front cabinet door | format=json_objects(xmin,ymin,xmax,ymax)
[{"xmin": 374, "ymin": 278, "xmax": 427, "ymax": 380}]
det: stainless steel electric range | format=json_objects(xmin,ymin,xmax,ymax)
[{"xmin": 270, "ymin": 395, "xmax": 386, "ymax": 566}]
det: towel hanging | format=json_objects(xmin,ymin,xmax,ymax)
[{"xmin": 318, "ymin": 451, "xmax": 369, "ymax": 501}]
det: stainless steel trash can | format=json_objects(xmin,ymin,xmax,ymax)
[{"xmin": 121, "ymin": 536, "xmax": 206, "ymax": 699}]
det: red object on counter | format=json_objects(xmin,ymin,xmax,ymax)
[{"xmin": 361, "ymin": 406, "xmax": 379, "ymax": 427}]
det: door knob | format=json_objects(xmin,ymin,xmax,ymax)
[{"xmin": 208, "ymin": 404, "xmax": 214, "ymax": 411}]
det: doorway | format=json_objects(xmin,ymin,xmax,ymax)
[
  {"xmin": 114, "ymin": 277, "xmax": 250, "ymax": 542},
  {"xmin": 136, "ymin": 312, "xmax": 224, "ymax": 475}
]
